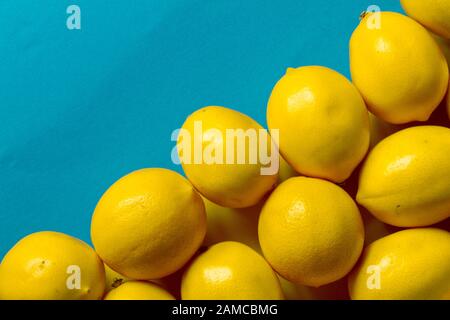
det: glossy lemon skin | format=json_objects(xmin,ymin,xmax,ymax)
[
  {"xmin": 349, "ymin": 228, "xmax": 450, "ymax": 300},
  {"xmin": 104, "ymin": 281, "xmax": 175, "ymax": 300},
  {"xmin": 0, "ymin": 231, "xmax": 105, "ymax": 300},
  {"xmin": 91, "ymin": 168, "xmax": 206, "ymax": 280},
  {"xmin": 179, "ymin": 106, "xmax": 277, "ymax": 208},
  {"xmin": 401, "ymin": 0, "xmax": 450, "ymax": 39},
  {"xmin": 258, "ymin": 177, "xmax": 364, "ymax": 287},
  {"xmin": 350, "ymin": 12, "xmax": 448, "ymax": 124},
  {"xmin": 202, "ymin": 197, "xmax": 262, "ymax": 253},
  {"xmin": 357, "ymin": 126, "xmax": 450, "ymax": 227},
  {"xmin": 267, "ymin": 66, "xmax": 369, "ymax": 183},
  {"xmin": 181, "ymin": 241, "xmax": 283, "ymax": 300}
]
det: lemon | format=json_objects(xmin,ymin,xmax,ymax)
[
  {"xmin": 104, "ymin": 281, "xmax": 175, "ymax": 300},
  {"xmin": 348, "ymin": 228, "xmax": 450, "ymax": 300},
  {"xmin": 401, "ymin": 0, "xmax": 450, "ymax": 39},
  {"xmin": 0, "ymin": 231, "xmax": 105, "ymax": 300},
  {"xmin": 202, "ymin": 197, "xmax": 262, "ymax": 252},
  {"xmin": 350, "ymin": 12, "xmax": 448, "ymax": 124},
  {"xmin": 178, "ymin": 106, "xmax": 277, "ymax": 208},
  {"xmin": 104, "ymin": 264, "xmax": 130, "ymax": 292},
  {"xmin": 357, "ymin": 126, "xmax": 450, "ymax": 227},
  {"xmin": 258, "ymin": 177, "xmax": 364, "ymax": 287},
  {"xmin": 181, "ymin": 241, "xmax": 283, "ymax": 300},
  {"xmin": 267, "ymin": 66, "xmax": 369, "ymax": 183},
  {"xmin": 91, "ymin": 168, "xmax": 206, "ymax": 280}
]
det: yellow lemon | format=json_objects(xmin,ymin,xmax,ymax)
[
  {"xmin": 357, "ymin": 126, "xmax": 450, "ymax": 227},
  {"xmin": 258, "ymin": 177, "xmax": 364, "ymax": 287},
  {"xmin": 350, "ymin": 12, "xmax": 448, "ymax": 124},
  {"xmin": 104, "ymin": 281, "xmax": 175, "ymax": 300},
  {"xmin": 104, "ymin": 264, "xmax": 130, "ymax": 293},
  {"xmin": 181, "ymin": 241, "xmax": 283, "ymax": 300},
  {"xmin": 401, "ymin": 0, "xmax": 450, "ymax": 39},
  {"xmin": 348, "ymin": 228, "xmax": 450, "ymax": 300},
  {"xmin": 178, "ymin": 106, "xmax": 278, "ymax": 208},
  {"xmin": 91, "ymin": 168, "xmax": 206, "ymax": 280},
  {"xmin": 267, "ymin": 66, "xmax": 369, "ymax": 183},
  {"xmin": 202, "ymin": 197, "xmax": 262, "ymax": 253},
  {"xmin": 0, "ymin": 231, "xmax": 105, "ymax": 300}
]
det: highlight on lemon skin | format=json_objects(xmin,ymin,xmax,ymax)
[
  {"xmin": 357, "ymin": 126, "xmax": 450, "ymax": 227},
  {"xmin": 350, "ymin": 11, "xmax": 449, "ymax": 124},
  {"xmin": 91, "ymin": 168, "xmax": 207, "ymax": 280},
  {"xmin": 104, "ymin": 281, "xmax": 175, "ymax": 300},
  {"xmin": 177, "ymin": 106, "xmax": 278, "ymax": 209},
  {"xmin": 0, "ymin": 231, "xmax": 105, "ymax": 300},
  {"xmin": 181, "ymin": 241, "xmax": 284, "ymax": 300},
  {"xmin": 267, "ymin": 66, "xmax": 370, "ymax": 183},
  {"xmin": 348, "ymin": 228, "xmax": 450, "ymax": 300}
]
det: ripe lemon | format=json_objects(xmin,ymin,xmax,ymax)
[
  {"xmin": 350, "ymin": 12, "xmax": 448, "ymax": 124},
  {"xmin": 348, "ymin": 228, "xmax": 450, "ymax": 300},
  {"xmin": 181, "ymin": 241, "xmax": 283, "ymax": 300},
  {"xmin": 91, "ymin": 168, "xmax": 206, "ymax": 280},
  {"xmin": 104, "ymin": 264, "xmax": 130, "ymax": 293},
  {"xmin": 104, "ymin": 281, "xmax": 175, "ymax": 300},
  {"xmin": 178, "ymin": 106, "xmax": 278, "ymax": 208},
  {"xmin": 401, "ymin": 0, "xmax": 450, "ymax": 39},
  {"xmin": 258, "ymin": 177, "xmax": 364, "ymax": 287},
  {"xmin": 202, "ymin": 197, "xmax": 262, "ymax": 252},
  {"xmin": 0, "ymin": 231, "xmax": 105, "ymax": 300},
  {"xmin": 267, "ymin": 66, "xmax": 369, "ymax": 183},
  {"xmin": 357, "ymin": 126, "xmax": 450, "ymax": 227}
]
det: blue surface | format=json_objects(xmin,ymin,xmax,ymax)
[{"xmin": 0, "ymin": 0, "xmax": 403, "ymax": 257}]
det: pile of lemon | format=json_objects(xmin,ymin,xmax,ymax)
[{"xmin": 1, "ymin": 3, "xmax": 450, "ymax": 300}]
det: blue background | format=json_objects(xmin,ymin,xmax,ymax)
[{"xmin": 0, "ymin": 0, "xmax": 403, "ymax": 257}]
